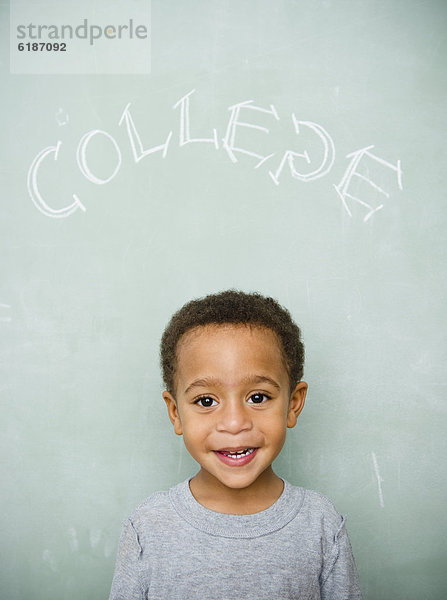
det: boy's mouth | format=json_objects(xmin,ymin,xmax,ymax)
[
  {"xmin": 217, "ymin": 448, "xmax": 256, "ymax": 458},
  {"xmin": 214, "ymin": 447, "xmax": 258, "ymax": 466}
]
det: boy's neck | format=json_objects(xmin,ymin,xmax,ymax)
[{"xmin": 189, "ymin": 467, "xmax": 284, "ymax": 515}]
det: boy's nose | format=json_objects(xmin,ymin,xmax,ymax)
[{"xmin": 215, "ymin": 400, "xmax": 252, "ymax": 434}]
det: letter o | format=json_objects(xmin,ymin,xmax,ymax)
[{"xmin": 76, "ymin": 129, "xmax": 122, "ymax": 184}]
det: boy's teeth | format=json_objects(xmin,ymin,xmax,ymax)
[{"xmin": 221, "ymin": 448, "xmax": 255, "ymax": 458}]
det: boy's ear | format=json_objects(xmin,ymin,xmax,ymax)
[
  {"xmin": 163, "ymin": 391, "xmax": 183, "ymax": 436},
  {"xmin": 287, "ymin": 381, "xmax": 307, "ymax": 428}
]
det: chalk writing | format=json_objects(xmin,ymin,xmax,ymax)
[
  {"xmin": 222, "ymin": 100, "xmax": 279, "ymax": 167},
  {"xmin": 27, "ymin": 89, "xmax": 403, "ymax": 221},
  {"xmin": 269, "ymin": 115, "xmax": 335, "ymax": 184},
  {"xmin": 119, "ymin": 103, "xmax": 172, "ymax": 162},
  {"xmin": 334, "ymin": 146, "xmax": 403, "ymax": 222},
  {"xmin": 27, "ymin": 141, "xmax": 86, "ymax": 218},
  {"xmin": 173, "ymin": 89, "xmax": 218, "ymax": 148},
  {"xmin": 55, "ymin": 107, "xmax": 69, "ymax": 126},
  {"xmin": 76, "ymin": 130, "xmax": 122, "ymax": 185},
  {"xmin": 371, "ymin": 451, "xmax": 385, "ymax": 508}
]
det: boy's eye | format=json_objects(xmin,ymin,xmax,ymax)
[
  {"xmin": 195, "ymin": 396, "xmax": 217, "ymax": 408},
  {"xmin": 248, "ymin": 393, "xmax": 269, "ymax": 404}
]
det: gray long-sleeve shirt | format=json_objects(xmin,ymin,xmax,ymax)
[{"xmin": 109, "ymin": 478, "xmax": 363, "ymax": 600}]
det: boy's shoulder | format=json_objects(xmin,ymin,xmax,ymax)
[
  {"xmin": 301, "ymin": 485, "xmax": 342, "ymax": 515},
  {"xmin": 298, "ymin": 485, "xmax": 346, "ymax": 531},
  {"xmin": 129, "ymin": 487, "xmax": 172, "ymax": 523}
]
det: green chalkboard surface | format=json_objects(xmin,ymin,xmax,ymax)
[{"xmin": 1, "ymin": 1, "xmax": 446, "ymax": 598}]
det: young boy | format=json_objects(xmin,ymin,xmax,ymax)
[{"xmin": 109, "ymin": 290, "xmax": 363, "ymax": 600}]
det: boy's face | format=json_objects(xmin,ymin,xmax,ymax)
[{"xmin": 163, "ymin": 324, "xmax": 307, "ymax": 494}]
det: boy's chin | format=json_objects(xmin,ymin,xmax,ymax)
[{"xmin": 199, "ymin": 464, "xmax": 276, "ymax": 491}]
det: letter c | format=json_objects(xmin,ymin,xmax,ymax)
[{"xmin": 27, "ymin": 141, "xmax": 86, "ymax": 219}]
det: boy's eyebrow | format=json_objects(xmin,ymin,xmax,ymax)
[
  {"xmin": 244, "ymin": 375, "xmax": 281, "ymax": 391},
  {"xmin": 184, "ymin": 375, "xmax": 281, "ymax": 395}
]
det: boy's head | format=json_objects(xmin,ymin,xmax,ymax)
[
  {"xmin": 160, "ymin": 291, "xmax": 307, "ymax": 498},
  {"xmin": 160, "ymin": 290, "xmax": 305, "ymax": 396}
]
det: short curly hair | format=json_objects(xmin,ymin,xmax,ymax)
[{"xmin": 160, "ymin": 290, "xmax": 305, "ymax": 394}]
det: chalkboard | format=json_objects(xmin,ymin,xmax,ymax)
[{"xmin": 2, "ymin": 1, "xmax": 446, "ymax": 599}]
